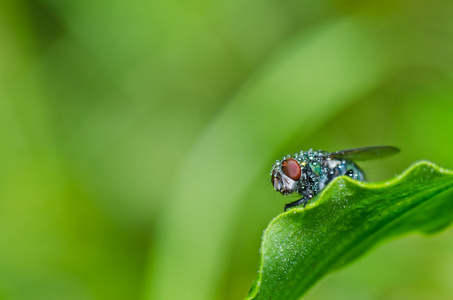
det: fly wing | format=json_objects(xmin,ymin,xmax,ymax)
[{"xmin": 328, "ymin": 146, "xmax": 400, "ymax": 161}]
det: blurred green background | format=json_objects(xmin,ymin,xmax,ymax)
[{"xmin": 2, "ymin": 0, "xmax": 453, "ymax": 299}]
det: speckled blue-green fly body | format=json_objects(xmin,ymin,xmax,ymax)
[{"xmin": 270, "ymin": 146, "xmax": 400, "ymax": 211}]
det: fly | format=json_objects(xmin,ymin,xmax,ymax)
[{"xmin": 270, "ymin": 146, "xmax": 400, "ymax": 211}]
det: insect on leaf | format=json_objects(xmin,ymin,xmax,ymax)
[{"xmin": 247, "ymin": 161, "xmax": 453, "ymax": 300}]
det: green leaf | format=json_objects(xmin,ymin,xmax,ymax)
[{"xmin": 247, "ymin": 161, "xmax": 453, "ymax": 300}]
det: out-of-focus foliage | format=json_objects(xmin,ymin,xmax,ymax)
[{"xmin": 1, "ymin": 0, "xmax": 453, "ymax": 299}]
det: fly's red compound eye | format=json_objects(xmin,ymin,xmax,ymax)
[{"xmin": 281, "ymin": 158, "xmax": 301, "ymax": 181}]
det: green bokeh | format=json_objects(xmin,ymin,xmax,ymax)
[{"xmin": 1, "ymin": 1, "xmax": 453, "ymax": 299}]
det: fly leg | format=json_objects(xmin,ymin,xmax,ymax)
[{"xmin": 284, "ymin": 197, "xmax": 310, "ymax": 211}]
